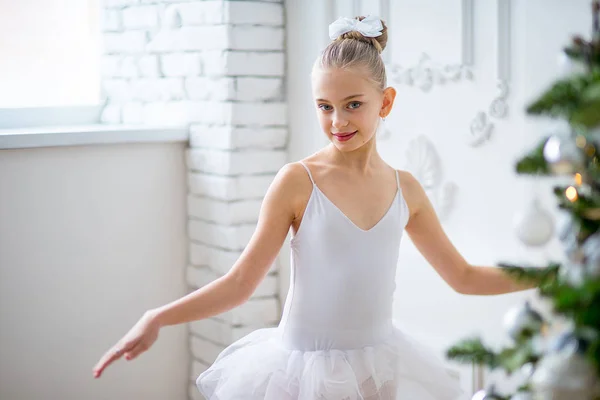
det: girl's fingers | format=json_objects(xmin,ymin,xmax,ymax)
[
  {"xmin": 125, "ymin": 343, "xmax": 146, "ymax": 360},
  {"xmin": 93, "ymin": 342, "xmax": 133, "ymax": 378},
  {"xmin": 93, "ymin": 348, "xmax": 121, "ymax": 378},
  {"xmin": 124, "ymin": 341, "xmax": 149, "ymax": 361}
]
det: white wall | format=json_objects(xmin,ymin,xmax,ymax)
[
  {"xmin": 285, "ymin": 0, "xmax": 590, "ymax": 391},
  {"xmin": 0, "ymin": 142, "xmax": 189, "ymax": 400}
]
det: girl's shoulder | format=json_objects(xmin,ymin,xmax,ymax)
[
  {"xmin": 273, "ymin": 161, "xmax": 316, "ymax": 218},
  {"xmin": 395, "ymin": 169, "xmax": 427, "ymax": 221}
]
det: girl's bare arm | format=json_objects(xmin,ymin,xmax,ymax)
[
  {"xmin": 400, "ymin": 171, "xmax": 535, "ymax": 296},
  {"xmin": 93, "ymin": 163, "xmax": 308, "ymax": 377},
  {"xmin": 153, "ymin": 163, "xmax": 307, "ymax": 326}
]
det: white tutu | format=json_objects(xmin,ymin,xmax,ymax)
[{"xmin": 196, "ymin": 324, "xmax": 464, "ymax": 400}]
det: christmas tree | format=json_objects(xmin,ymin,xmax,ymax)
[{"xmin": 446, "ymin": 2, "xmax": 600, "ymax": 399}]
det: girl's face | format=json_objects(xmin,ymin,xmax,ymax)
[{"xmin": 311, "ymin": 66, "xmax": 395, "ymax": 152}]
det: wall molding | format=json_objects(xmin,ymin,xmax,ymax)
[
  {"xmin": 379, "ymin": 0, "xmax": 512, "ymax": 147},
  {"xmin": 386, "ymin": 0, "xmax": 474, "ymax": 91},
  {"xmin": 404, "ymin": 135, "xmax": 457, "ymax": 220},
  {"xmin": 466, "ymin": 0, "xmax": 511, "ymax": 147}
]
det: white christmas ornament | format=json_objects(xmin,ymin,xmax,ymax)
[
  {"xmin": 513, "ymin": 198, "xmax": 555, "ymax": 247},
  {"xmin": 503, "ymin": 301, "xmax": 544, "ymax": 341}
]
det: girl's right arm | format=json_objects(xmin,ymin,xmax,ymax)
[
  {"xmin": 93, "ymin": 162, "xmax": 309, "ymax": 377},
  {"xmin": 152, "ymin": 162, "xmax": 306, "ymax": 326}
]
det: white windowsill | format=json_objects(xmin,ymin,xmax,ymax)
[{"xmin": 0, "ymin": 124, "xmax": 188, "ymax": 150}]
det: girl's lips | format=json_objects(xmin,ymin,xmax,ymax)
[
  {"xmin": 333, "ymin": 131, "xmax": 355, "ymax": 136},
  {"xmin": 332, "ymin": 131, "xmax": 357, "ymax": 142}
]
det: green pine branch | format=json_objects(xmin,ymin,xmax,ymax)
[
  {"xmin": 446, "ymin": 338, "xmax": 499, "ymax": 368},
  {"xmin": 553, "ymin": 186, "xmax": 600, "ymax": 238},
  {"xmin": 526, "ymin": 69, "xmax": 600, "ymax": 129},
  {"xmin": 497, "ymin": 262, "xmax": 560, "ymax": 287},
  {"xmin": 515, "ymin": 137, "xmax": 552, "ymax": 175},
  {"xmin": 552, "ymin": 277, "xmax": 600, "ymax": 329},
  {"xmin": 446, "ymin": 337, "xmax": 539, "ymax": 374}
]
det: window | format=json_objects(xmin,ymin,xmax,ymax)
[{"xmin": 0, "ymin": 0, "xmax": 102, "ymax": 127}]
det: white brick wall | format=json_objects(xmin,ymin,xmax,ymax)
[
  {"xmin": 226, "ymin": 2, "xmax": 283, "ymax": 25},
  {"xmin": 186, "ymin": 148, "xmax": 286, "ymax": 175},
  {"xmin": 177, "ymin": 2, "xmax": 225, "ymax": 25},
  {"xmin": 189, "ymin": 125, "xmax": 287, "ymax": 150},
  {"xmin": 229, "ymin": 26, "xmax": 284, "ymax": 51},
  {"xmin": 236, "ymin": 77, "xmax": 283, "ymax": 101},
  {"xmin": 189, "ymin": 243, "xmax": 240, "ymax": 274},
  {"xmin": 103, "ymin": 9, "xmax": 122, "ymax": 31},
  {"xmin": 189, "ymin": 317, "xmax": 275, "ymax": 347},
  {"xmin": 188, "ymin": 219, "xmax": 255, "ymax": 251},
  {"xmin": 185, "ymin": 77, "xmax": 236, "ymax": 101},
  {"xmin": 187, "ymin": 195, "xmax": 262, "ymax": 224},
  {"xmin": 104, "ymin": 31, "xmax": 147, "ymax": 53},
  {"xmin": 122, "ymin": 5, "xmax": 159, "ymax": 29},
  {"xmin": 138, "ymin": 55, "xmax": 160, "ymax": 77},
  {"xmin": 100, "ymin": 2, "xmax": 287, "ymax": 398},
  {"xmin": 161, "ymin": 53, "xmax": 202, "ymax": 77},
  {"xmin": 187, "ymin": 172, "xmax": 274, "ymax": 201},
  {"xmin": 123, "ymin": 102, "xmax": 144, "ymax": 123},
  {"xmin": 189, "ymin": 385, "xmax": 205, "ymax": 400},
  {"xmin": 190, "ymin": 336, "xmax": 223, "ymax": 364},
  {"xmin": 203, "ymin": 51, "xmax": 285, "ymax": 76}
]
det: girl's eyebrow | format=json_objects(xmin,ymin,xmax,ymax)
[{"xmin": 315, "ymin": 94, "xmax": 365, "ymax": 102}]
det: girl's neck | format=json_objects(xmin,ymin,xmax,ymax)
[{"xmin": 326, "ymin": 135, "xmax": 383, "ymax": 174}]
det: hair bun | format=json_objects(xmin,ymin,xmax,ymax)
[{"xmin": 337, "ymin": 16, "xmax": 388, "ymax": 54}]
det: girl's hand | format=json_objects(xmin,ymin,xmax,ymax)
[{"xmin": 92, "ymin": 310, "xmax": 161, "ymax": 378}]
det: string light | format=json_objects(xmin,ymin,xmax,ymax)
[
  {"xmin": 585, "ymin": 143, "xmax": 596, "ymax": 157},
  {"xmin": 574, "ymin": 173, "xmax": 583, "ymax": 185},
  {"xmin": 565, "ymin": 186, "xmax": 579, "ymax": 202}
]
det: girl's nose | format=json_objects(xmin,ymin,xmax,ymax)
[{"xmin": 331, "ymin": 112, "xmax": 348, "ymax": 129}]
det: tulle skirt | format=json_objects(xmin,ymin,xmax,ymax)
[{"xmin": 196, "ymin": 324, "xmax": 464, "ymax": 400}]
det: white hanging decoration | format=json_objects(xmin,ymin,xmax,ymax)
[{"xmin": 513, "ymin": 198, "xmax": 555, "ymax": 247}]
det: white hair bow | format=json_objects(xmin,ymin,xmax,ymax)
[{"xmin": 328, "ymin": 15, "xmax": 383, "ymax": 40}]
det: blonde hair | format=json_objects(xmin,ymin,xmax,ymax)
[{"xmin": 314, "ymin": 16, "xmax": 388, "ymax": 90}]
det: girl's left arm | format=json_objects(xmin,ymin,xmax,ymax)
[{"xmin": 399, "ymin": 170, "xmax": 536, "ymax": 296}]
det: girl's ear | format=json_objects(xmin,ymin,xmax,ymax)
[{"xmin": 379, "ymin": 87, "xmax": 397, "ymax": 118}]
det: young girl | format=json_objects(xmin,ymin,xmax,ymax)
[{"xmin": 94, "ymin": 15, "xmax": 536, "ymax": 399}]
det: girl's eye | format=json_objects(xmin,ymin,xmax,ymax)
[
  {"xmin": 318, "ymin": 104, "xmax": 333, "ymax": 111},
  {"xmin": 348, "ymin": 102, "xmax": 362, "ymax": 109}
]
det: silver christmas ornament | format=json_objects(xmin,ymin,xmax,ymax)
[
  {"xmin": 558, "ymin": 217, "xmax": 585, "ymax": 263},
  {"xmin": 558, "ymin": 263, "xmax": 587, "ymax": 287},
  {"xmin": 503, "ymin": 301, "xmax": 544, "ymax": 341},
  {"xmin": 520, "ymin": 362, "xmax": 536, "ymax": 379},
  {"xmin": 543, "ymin": 135, "xmax": 585, "ymax": 175},
  {"xmin": 531, "ymin": 341, "xmax": 600, "ymax": 400},
  {"xmin": 549, "ymin": 330, "xmax": 591, "ymax": 355},
  {"xmin": 510, "ymin": 392, "xmax": 533, "ymax": 400},
  {"xmin": 513, "ymin": 198, "xmax": 555, "ymax": 247},
  {"xmin": 582, "ymin": 232, "xmax": 600, "ymax": 277}
]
